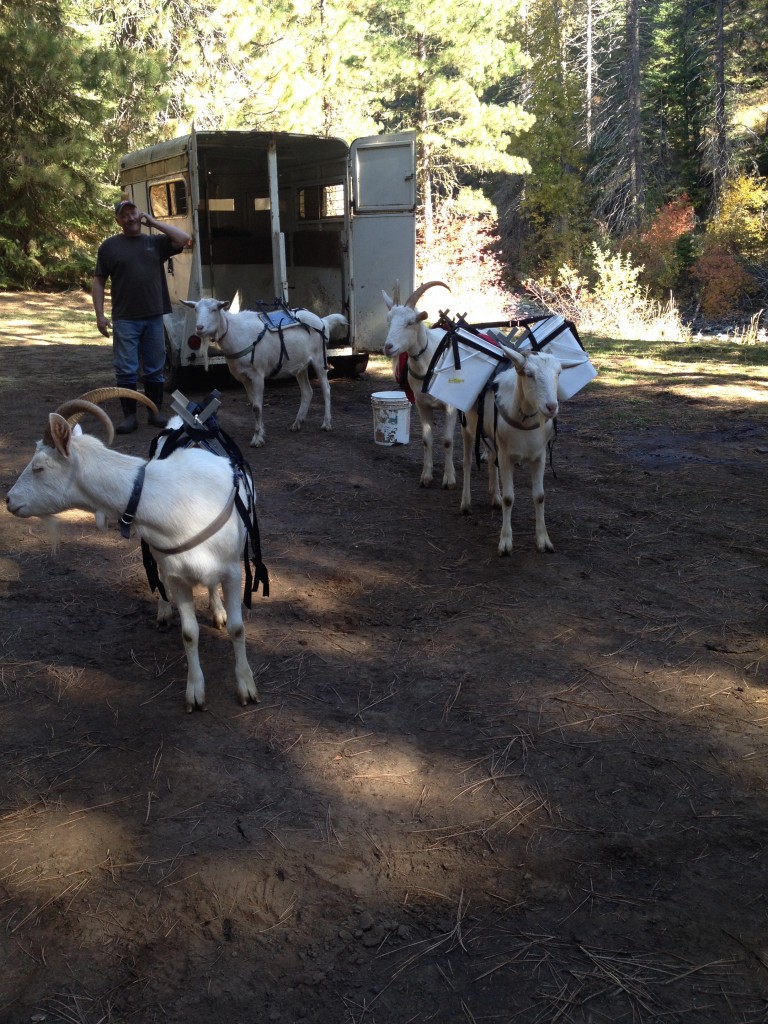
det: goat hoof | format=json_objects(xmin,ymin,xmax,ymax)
[{"xmin": 461, "ymin": 506, "xmax": 473, "ymax": 516}]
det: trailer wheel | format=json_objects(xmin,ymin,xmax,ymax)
[{"xmin": 328, "ymin": 353, "xmax": 369, "ymax": 379}]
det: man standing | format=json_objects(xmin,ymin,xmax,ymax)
[{"xmin": 92, "ymin": 198, "xmax": 192, "ymax": 433}]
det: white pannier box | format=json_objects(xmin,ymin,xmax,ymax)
[
  {"xmin": 513, "ymin": 315, "xmax": 597, "ymax": 401},
  {"xmin": 422, "ymin": 328, "xmax": 507, "ymax": 413}
]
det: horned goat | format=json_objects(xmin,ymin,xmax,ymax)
[
  {"xmin": 382, "ymin": 281, "xmax": 458, "ymax": 489},
  {"xmin": 5, "ymin": 388, "xmax": 265, "ymax": 712},
  {"xmin": 460, "ymin": 346, "xmax": 581, "ymax": 556},
  {"xmin": 181, "ymin": 298, "xmax": 347, "ymax": 447}
]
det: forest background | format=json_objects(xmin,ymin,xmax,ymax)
[{"xmin": 0, "ymin": 0, "xmax": 766, "ymax": 334}]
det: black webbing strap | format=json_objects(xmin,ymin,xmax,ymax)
[
  {"xmin": 141, "ymin": 538, "xmax": 167, "ymax": 600},
  {"xmin": 525, "ymin": 317, "xmax": 581, "ymax": 352},
  {"xmin": 235, "ymin": 483, "xmax": 270, "ymax": 605},
  {"xmin": 119, "ymin": 464, "xmax": 146, "ymax": 538}
]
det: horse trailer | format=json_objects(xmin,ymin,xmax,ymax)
[{"xmin": 118, "ymin": 128, "xmax": 417, "ymax": 387}]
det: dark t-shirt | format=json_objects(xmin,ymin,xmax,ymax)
[{"xmin": 94, "ymin": 233, "xmax": 182, "ymax": 320}]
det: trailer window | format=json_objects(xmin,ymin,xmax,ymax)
[
  {"xmin": 298, "ymin": 183, "xmax": 344, "ymax": 220},
  {"xmin": 148, "ymin": 179, "xmax": 188, "ymax": 218},
  {"xmin": 208, "ymin": 198, "xmax": 236, "ymax": 212}
]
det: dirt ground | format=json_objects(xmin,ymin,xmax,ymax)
[{"xmin": 1, "ymin": 291, "xmax": 768, "ymax": 1024}]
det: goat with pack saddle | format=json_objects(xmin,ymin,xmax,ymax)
[
  {"xmin": 382, "ymin": 280, "xmax": 459, "ymax": 489},
  {"xmin": 181, "ymin": 297, "xmax": 347, "ymax": 447},
  {"xmin": 5, "ymin": 387, "xmax": 269, "ymax": 712},
  {"xmin": 460, "ymin": 342, "xmax": 584, "ymax": 556}
]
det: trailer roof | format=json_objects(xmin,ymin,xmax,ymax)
[{"xmin": 119, "ymin": 130, "xmax": 349, "ymax": 173}]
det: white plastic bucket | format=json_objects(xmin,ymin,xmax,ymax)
[{"xmin": 371, "ymin": 391, "xmax": 411, "ymax": 445}]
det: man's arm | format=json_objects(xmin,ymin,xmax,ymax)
[
  {"xmin": 139, "ymin": 211, "xmax": 192, "ymax": 250},
  {"xmin": 92, "ymin": 275, "xmax": 111, "ymax": 337}
]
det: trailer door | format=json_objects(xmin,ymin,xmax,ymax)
[{"xmin": 349, "ymin": 132, "xmax": 416, "ymax": 352}]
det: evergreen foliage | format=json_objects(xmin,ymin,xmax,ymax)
[{"xmin": 0, "ymin": 0, "xmax": 765, "ymax": 315}]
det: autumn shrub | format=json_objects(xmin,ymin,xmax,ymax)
[
  {"xmin": 707, "ymin": 172, "xmax": 768, "ymax": 261},
  {"xmin": 525, "ymin": 243, "xmax": 691, "ymax": 341},
  {"xmin": 623, "ymin": 194, "xmax": 696, "ymax": 295},
  {"xmin": 416, "ymin": 191, "xmax": 519, "ymax": 319},
  {"xmin": 690, "ymin": 241, "xmax": 756, "ymax": 318},
  {"xmin": 687, "ymin": 173, "xmax": 768, "ymax": 316}
]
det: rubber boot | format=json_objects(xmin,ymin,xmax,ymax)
[
  {"xmin": 144, "ymin": 381, "xmax": 168, "ymax": 429},
  {"xmin": 116, "ymin": 397, "xmax": 138, "ymax": 434}
]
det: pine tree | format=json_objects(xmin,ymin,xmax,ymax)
[
  {"xmin": 0, "ymin": 0, "xmax": 157, "ymax": 285},
  {"xmin": 354, "ymin": 0, "xmax": 532, "ymax": 245}
]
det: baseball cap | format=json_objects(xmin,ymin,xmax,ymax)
[{"xmin": 114, "ymin": 198, "xmax": 136, "ymax": 214}]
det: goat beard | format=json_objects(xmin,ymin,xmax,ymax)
[
  {"xmin": 41, "ymin": 509, "xmax": 109, "ymax": 556},
  {"xmin": 41, "ymin": 515, "xmax": 61, "ymax": 556}
]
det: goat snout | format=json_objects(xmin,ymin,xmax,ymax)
[
  {"xmin": 6, "ymin": 494, "xmax": 24, "ymax": 516},
  {"xmin": 543, "ymin": 401, "xmax": 559, "ymax": 419}
]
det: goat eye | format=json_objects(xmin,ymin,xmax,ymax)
[{"xmin": 33, "ymin": 465, "xmax": 45, "ymax": 474}]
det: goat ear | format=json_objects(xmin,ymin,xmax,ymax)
[
  {"xmin": 218, "ymin": 301, "xmax": 231, "ymax": 311},
  {"xmin": 49, "ymin": 413, "xmax": 73, "ymax": 458},
  {"xmin": 180, "ymin": 299, "xmax": 195, "ymax": 308},
  {"xmin": 382, "ymin": 289, "xmax": 394, "ymax": 310},
  {"xmin": 415, "ymin": 310, "xmax": 429, "ymax": 322}
]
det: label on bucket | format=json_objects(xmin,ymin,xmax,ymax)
[{"xmin": 371, "ymin": 391, "xmax": 411, "ymax": 446}]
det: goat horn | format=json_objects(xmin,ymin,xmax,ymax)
[
  {"xmin": 392, "ymin": 281, "xmax": 401, "ymax": 305},
  {"xmin": 43, "ymin": 400, "xmax": 115, "ymax": 448},
  {"xmin": 63, "ymin": 387, "xmax": 158, "ymax": 434},
  {"xmin": 66, "ymin": 387, "xmax": 159, "ymax": 417},
  {"xmin": 404, "ymin": 281, "xmax": 450, "ymax": 309}
]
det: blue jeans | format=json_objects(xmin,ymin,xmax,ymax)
[{"xmin": 112, "ymin": 316, "xmax": 166, "ymax": 389}]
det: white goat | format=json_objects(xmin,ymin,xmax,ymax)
[
  {"xmin": 181, "ymin": 298, "xmax": 347, "ymax": 447},
  {"xmin": 382, "ymin": 281, "xmax": 458, "ymax": 489},
  {"xmin": 5, "ymin": 390, "xmax": 265, "ymax": 712},
  {"xmin": 460, "ymin": 346, "xmax": 580, "ymax": 556}
]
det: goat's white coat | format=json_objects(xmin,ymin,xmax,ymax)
[
  {"xmin": 6, "ymin": 417, "xmax": 260, "ymax": 712},
  {"xmin": 182, "ymin": 298, "xmax": 346, "ymax": 447},
  {"xmin": 460, "ymin": 348, "xmax": 567, "ymax": 555},
  {"xmin": 382, "ymin": 289, "xmax": 458, "ymax": 489}
]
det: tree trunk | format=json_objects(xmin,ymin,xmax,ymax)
[
  {"xmin": 417, "ymin": 33, "xmax": 434, "ymax": 251},
  {"xmin": 626, "ymin": 0, "xmax": 643, "ymax": 228},
  {"xmin": 586, "ymin": 0, "xmax": 594, "ymax": 146},
  {"xmin": 713, "ymin": 0, "xmax": 727, "ymax": 203}
]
